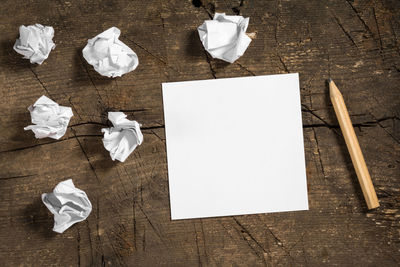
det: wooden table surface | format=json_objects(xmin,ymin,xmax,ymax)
[{"xmin": 1, "ymin": 0, "xmax": 399, "ymax": 266}]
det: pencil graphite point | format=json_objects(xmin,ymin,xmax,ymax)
[{"xmin": 328, "ymin": 78, "xmax": 336, "ymax": 97}]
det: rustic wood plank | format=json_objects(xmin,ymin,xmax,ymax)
[{"xmin": 0, "ymin": 0, "xmax": 399, "ymax": 266}]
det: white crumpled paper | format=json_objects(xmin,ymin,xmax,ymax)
[
  {"xmin": 82, "ymin": 27, "xmax": 139, "ymax": 78},
  {"xmin": 102, "ymin": 112, "xmax": 143, "ymax": 162},
  {"xmin": 198, "ymin": 13, "xmax": 252, "ymax": 63},
  {"xmin": 24, "ymin": 95, "xmax": 73, "ymax": 140},
  {"xmin": 42, "ymin": 179, "xmax": 92, "ymax": 233},
  {"xmin": 13, "ymin": 24, "xmax": 55, "ymax": 64}
]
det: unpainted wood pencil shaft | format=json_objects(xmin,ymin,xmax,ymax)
[{"xmin": 329, "ymin": 80, "xmax": 379, "ymax": 209}]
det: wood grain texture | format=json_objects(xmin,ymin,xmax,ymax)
[{"xmin": 0, "ymin": 0, "xmax": 399, "ymax": 266}]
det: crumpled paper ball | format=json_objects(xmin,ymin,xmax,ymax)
[
  {"xmin": 82, "ymin": 27, "xmax": 139, "ymax": 78},
  {"xmin": 102, "ymin": 112, "xmax": 143, "ymax": 162},
  {"xmin": 198, "ymin": 13, "xmax": 252, "ymax": 63},
  {"xmin": 13, "ymin": 24, "xmax": 55, "ymax": 64},
  {"xmin": 42, "ymin": 179, "xmax": 92, "ymax": 233},
  {"xmin": 24, "ymin": 95, "xmax": 73, "ymax": 140}
]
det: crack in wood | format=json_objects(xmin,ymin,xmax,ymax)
[
  {"xmin": 68, "ymin": 97, "xmax": 83, "ymax": 121},
  {"xmin": 104, "ymin": 229, "xmax": 125, "ymax": 266},
  {"xmin": 199, "ymin": 219, "xmax": 208, "ymax": 262},
  {"xmin": 84, "ymin": 221, "xmax": 95, "ymax": 266},
  {"xmin": 3, "ymin": 115, "xmax": 395, "ymax": 155},
  {"xmin": 345, "ymin": 0, "xmax": 374, "ymax": 37},
  {"xmin": 150, "ymin": 130, "xmax": 165, "ymax": 142},
  {"xmin": 69, "ymin": 122, "xmax": 108, "ymax": 128},
  {"xmin": 137, "ymin": 204, "xmax": 168, "ymax": 247},
  {"xmin": 193, "ymin": 222, "xmax": 203, "ymax": 267},
  {"xmin": 116, "ymin": 108, "xmax": 150, "ymax": 113},
  {"xmin": 141, "ymin": 125, "xmax": 165, "ymax": 130},
  {"xmin": 370, "ymin": 114, "xmax": 400, "ymax": 144},
  {"xmin": 219, "ymin": 220, "xmax": 267, "ymax": 264},
  {"xmin": 202, "ymin": 49, "xmax": 217, "ymax": 79},
  {"xmin": 70, "ymin": 128, "xmax": 101, "ymax": 182},
  {"xmin": 0, "ymin": 134, "xmax": 102, "ymax": 154},
  {"xmin": 277, "ymin": 54, "xmax": 289, "ymax": 73},
  {"xmin": 274, "ymin": 0, "xmax": 281, "ymax": 47},
  {"xmin": 142, "ymin": 227, "xmax": 146, "ymax": 252},
  {"xmin": 303, "ymin": 116, "xmax": 398, "ymax": 129},
  {"xmin": 0, "ymin": 174, "xmax": 36, "ymax": 181},
  {"xmin": 312, "ymin": 125, "xmax": 327, "ymax": 178},
  {"xmin": 29, "ymin": 66, "xmax": 53, "ymax": 97},
  {"xmin": 121, "ymin": 36, "xmax": 183, "ymax": 74},
  {"xmin": 200, "ymin": 4, "xmax": 213, "ymax": 19},
  {"xmin": 302, "ymin": 104, "xmax": 341, "ymax": 136},
  {"xmin": 232, "ymin": 217, "xmax": 268, "ymax": 253},
  {"xmin": 77, "ymin": 227, "xmax": 81, "ymax": 267},
  {"xmin": 372, "ymin": 7, "xmax": 383, "ymax": 52},
  {"xmin": 371, "ymin": 6, "xmax": 391, "ymax": 69},
  {"xmin": 96, "ymin": 203, "xmax": 106, "ymax": 267},
  {"xmin": 235, "ymin": 61, "xmax": 257, "ymax": 76},
  {"xmin": 331, "ymin": 13, "xmax": 359, "ymax": 49},
  {"xmin": 133, "ymin": 200, "xmax": 137, "ymax": 250}
]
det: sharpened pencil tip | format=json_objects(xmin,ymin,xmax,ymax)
[{"xmin": 328, "ymin": 78, "xmax": 333, "ymax": 83}]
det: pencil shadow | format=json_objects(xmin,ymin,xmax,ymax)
[
  {"xmin": 23, "ymin": 196, "xmax": 58, "ymax": 239},
  {"xmin": 324, "ymin": 80, "xmax": 367, "ymax": 212},
  {"xmin": 324, "ymin": 79, "xmax": 336, "ymax": 122}
]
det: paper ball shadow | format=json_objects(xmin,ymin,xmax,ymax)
[
  {"xmin": 10, "ymin": 111, "xmax": 32, "ymax": 143},
  {"xmin": 23, "ymin": 196, "xmax": 58, "ymax": 238},
  {"xmin": 1, "ymin": 38, "xmax": 34, "ymax": 70},
  {"xmin": 185, "ymin": 30, "xmax": 231, "ymax": 69},
  {"xmin": 185, "ymin": 30, "xmax": 204, "ymax": 59},
  {"xmin": 73, "ymin": 47, "xmax": 113, "ymax": 87},
  {"xmin": 77, "ymin": 135, "xmax": 117, "ymax": 171}
]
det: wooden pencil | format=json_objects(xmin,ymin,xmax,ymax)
[{"xmin": 329, "ymin": 79, "xmax": 379, "ymax": 209}]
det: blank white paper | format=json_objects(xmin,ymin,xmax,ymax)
[{"xmin": 162, "ymin": 73, "xmax": 308, "ymax": 220}]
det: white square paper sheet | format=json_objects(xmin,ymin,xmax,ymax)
[{"xmin": 162, "ymin": 73, "xmax": 308, "ymax": 220}]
